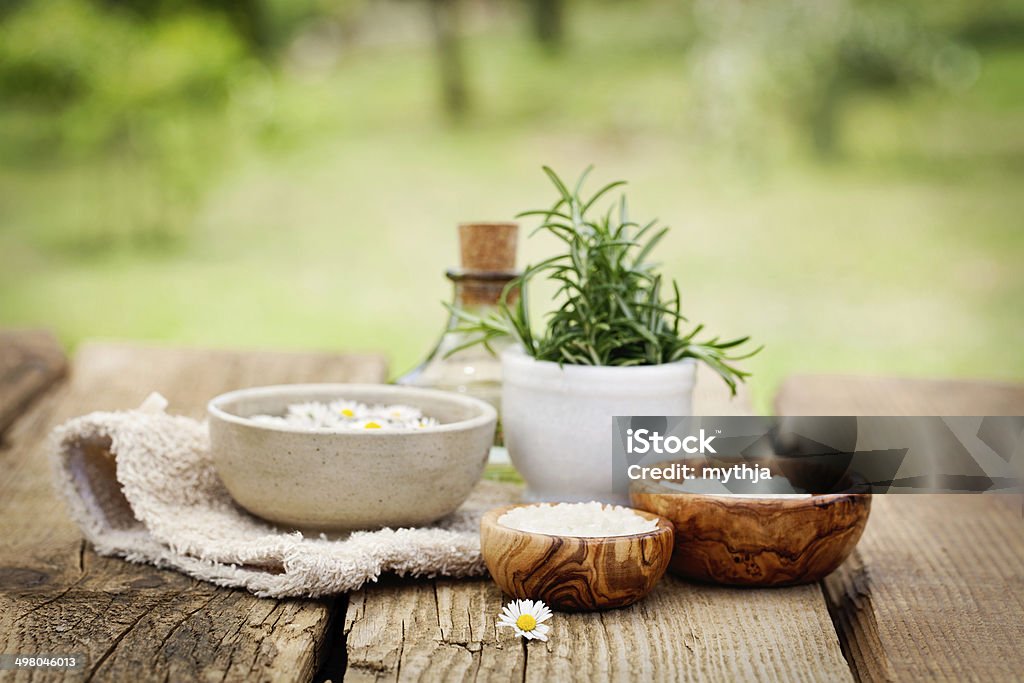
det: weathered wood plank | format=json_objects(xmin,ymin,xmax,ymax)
[
  {"xmin": 775, "ymin": 374, "xmax": 1024, "ymax": 416},
  {"xmin": 776, "ymin": 374, "xmax": 1024, "ymax": 682},
  {"xmin": 527, "ymin": 574, "xmax": 850, "ymax": 683},
  {"xmin": 344, "ymin": 575, "xmax": 851, "ymax": 683},
  {"xmin": 0, "ymin": 342, "xmax": 387, "ymax": 682},
  {"xmin": 344, "ymin": 373, "xmax": 854, "ymax": 682},
  {"xmin": 343, "ymin": 578, "xmax": 523, "ymax": 683},
  {"xmin": 0, "ymin": 329, "xmax": 67, "ymax": 436},
  {"xmin": 820, "ymin": 495, "xmax": 1023, "ymax": 682}
]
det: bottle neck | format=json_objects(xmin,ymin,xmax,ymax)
[{"xmin": 447, "ymin": 270, "xmax": 519, "ymax": 318}]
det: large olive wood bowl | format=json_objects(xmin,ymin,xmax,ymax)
[
  {"xmin": 480, "ymin": 504, "xmax": 674, "ymax": 611},
  {"xmin": 631, "ymin": 484, "xmax": 870, "ymax": 586}
]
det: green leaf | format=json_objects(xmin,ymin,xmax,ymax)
[
  {"xmin": 633, "ymin": 226, "xmax": 669, "ymax": 267},
  {"xmin": 443, "ymin": 166, "xmax": 758, "ymax": 390},
  {"xmin": 581, "ymin": 180, "xmax": 628, "ymax": 214},
  {"xmin": 542, "ymin": 166, "xmax": 574, "ymax": 203}
]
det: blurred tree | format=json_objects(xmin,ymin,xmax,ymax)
[
  {"xmin": 99, "ymin": 0, "xmax": 274, "ymax": 56},
  {"xmin": 688, "ymin": 0, "xmax": 979, "ymax": 160},
  {"xmin": 209, "ymin": 0, "xmax": 273, "ymax": 56},
  {"xmin": 428, "ymin": 0, "xmax": 469, "ymax": 119},
  {"xmin": 0, "ymin": 0, "xmax": 252, "ymax": 249},
  {"xmin": 528, "ymin": 0, "xmax": 564, "ymax": 53}
]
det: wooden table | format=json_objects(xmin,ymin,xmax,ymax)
[{"xmin": 1, "ymin": 331, "xmax": 1021, "ymax": 682}]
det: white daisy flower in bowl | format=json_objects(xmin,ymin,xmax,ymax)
[
  {"xmin": 497, "ymin": 599, "xmax": 552, "ymax": 641},
  {"xmin": 369, "ymin": 403, "xmax": 423, "ymax": 423},
  {"xmin": 250, "ymin": 399, "xmax": 440, "ymax": 430},
  {"xmin": 286, "ymin": 402, "xmax": 335, "ymax": 429},
  {"xmin": 328, "ymin": 399, "xmax": 366, "ymax": 420}
]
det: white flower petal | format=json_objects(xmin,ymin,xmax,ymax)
[{"xmin": 497, "ymin": 599, "xmax": 554, "ymax": 642}]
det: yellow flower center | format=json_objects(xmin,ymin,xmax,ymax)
[
  {"xmin": 364, "ymin": 421, "xmax": 382, "ymax": 429},
  {"xmin": 516, "ymin": 614, "xmax": 537, "ymax": 631},
  {"xmin": 341, "ymin": 408, "xmax": 355, "ymax": 417}
]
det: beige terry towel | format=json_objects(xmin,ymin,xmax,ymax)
[{"xmin": 50, "ymin": 394, "xmax": 518, "ymax": 598}]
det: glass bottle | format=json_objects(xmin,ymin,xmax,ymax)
[{"xmin": 396, "ymin": 222, "xmax": 519, "ymax": 445}]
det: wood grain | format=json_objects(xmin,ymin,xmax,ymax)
[
  {"xmin": 344, "ymin": 376, "xmax": 856, "ymax": 681},
  {"xmin": 822, "ymin": 495, "xmax": 1024, "ymax": 682},
  {"xmin": 0, "ymin": 341, "xmax": 387, "ymax": 682},
  {"xmin": 480, "ymin": 505, "xmax": 673, "ymax": 611},
  {"xmin": 343, "ymin": 574, "xmax": 853, "ymax": 682},
  {"xmin": 632, "ymin": 489, "xmax": 870, "ymax": 587},
  {"xmin": 0, "ymin": 329, "xmax": 67, "ymax": 436},
  {"xmin": 526, "ymin": 575, "xmax": 853, "ymax": 683},
  {"xmin": 343, "ymin": 577, "xmax": 524, "ymax": 683},
  {"xmin": 776, "ymin": 374, "xmax": 1024, "ymax": 416},
  {"xmin": 776, "ymin": 374, "xmax": 1024, "ymax": 682}
]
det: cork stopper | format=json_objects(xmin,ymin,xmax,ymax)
[{"xmin": 458, "ymin": 222, "xmax": 518, "ymax": 272}]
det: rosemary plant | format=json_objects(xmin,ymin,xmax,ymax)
[{"xmin": 447, "ymin": 167, "xmax": 761, "ymax": 394}]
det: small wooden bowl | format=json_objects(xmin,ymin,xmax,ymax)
[
  {"xmin": 632, "ymin": 484, "xmax": 870, "ymax": 587},
  {"xmin": 480, "ymin": 504, "xmax": 674, "ymax": 611}
]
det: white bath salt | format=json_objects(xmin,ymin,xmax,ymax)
[
  {"xmin": 498, "ymin": 502, "xmax": 659, "ymax": 538},
  {"xmin": 249, "ymin": 399, "xmax": 439, "ymax": 430}
]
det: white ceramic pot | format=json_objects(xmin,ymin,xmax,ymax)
[{"xmin": 501, "ymin": 347, "xmax": 696, "ymax": 504}]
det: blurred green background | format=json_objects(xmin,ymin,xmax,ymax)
[{"xmin": 1, "ymin": 0, "xmax": 1022, "ymax": 411}]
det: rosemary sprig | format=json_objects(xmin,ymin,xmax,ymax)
[{"xmin": 446, "ymin": 166, "xmax": 761, "ymax": 395}]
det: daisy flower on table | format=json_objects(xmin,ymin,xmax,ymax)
[{"xmin": 497, "ymin": 599, "xmax": 553, "ymax": 641}]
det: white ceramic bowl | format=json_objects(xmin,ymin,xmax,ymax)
[
  {"xmin": 501, "ymin": 347, "xmax": 696, "ymax": 504},
  {"xmin": 208, "ymin": 384, "xmax": 497, "ymax": 531}
]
